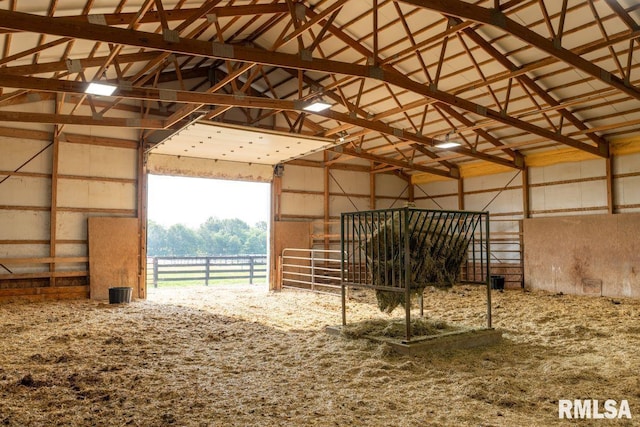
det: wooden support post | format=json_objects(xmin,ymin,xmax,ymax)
[
  {"xmin": 370, "ymin": 166, "xmax": 376, "ymax": 210},
  {"xmin": 269, "ymin": 173, "xmax": 282, "ymax": 291},
  {"xmin": 522, "ymin": 166, "xmax": 530, "ymax": 219},
  {"xmin": 137, "ymin": 140, "xmax": 147, "ymax": 298},
  {"xmin": 606, "ymin": 155, "xmax": 615, "ymax": 214},
  {"xmin": 323, "ymin": 159, "xmax": 330, "ymax": 250},
  {"xmin": 457, "ymin": 177, "xmax": 464, "ymax": 210},
  {"xmin": 49, "ymin": 126, "xmax": 60, "ymax": 287},
  {"xmin": 407, "ymin": 180, "xmax": 414, "ymax": 204}
]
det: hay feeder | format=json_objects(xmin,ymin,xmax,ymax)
[{"xmin": 340, "ymin": 207, "xmax": 492, "ymax": 343}]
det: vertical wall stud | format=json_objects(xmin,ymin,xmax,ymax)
[
  {"xmin": 606, "ymin": 155, "xmax": 615, "ymax": 214},
  {"xmin": 49, "ymin": 126, "xmax": 60, "ymax": 287},
  {"xmin": 522, "ymin": 166, "xmax": 530, "ymax": 219},
  {"xmin": 324, "ymin": 158, "xmax": 330, "ymax": 251},
  {"xmin": 458, "ymin": 177, "xmax": 465, "ymax": 210}
]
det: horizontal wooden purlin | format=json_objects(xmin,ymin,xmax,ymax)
[
  {"xmin": 0, "ymin": 125, "xmax": 52, "ymax": 140},
  {"xmin": 57, "ymin": 207, "xmax": 136, "ymax": 215},
  {"xmin": 0, "ymin": 170, "xmax": 50, "ymax": 179},
  {"xmin": 0, "ymin": 51, "xmax": 160, "ymax": 76},
  {"xmin": 282, "ymin": 188, "xmax": 370, "ymax": 199},
  {"xmin": 0, "ymin": 9, "xmax": 368, "ymax": 77},
  {"xmin": 0, "ymin": 74, "xmax": 298, "ymax": 112},
  {"xmin": 0, "ymin": 111, "xmax": 164, "ymax": 129},
  {"xmin": 0, "ymin": 240, "xmax": 50, "ymax": 245},
  {"xmin": 59, "ymin": 174, "xmax": 136, "ymax": 184},
  {"xmin": 0, "ymin": 205, "xmax": 49, "ymax": 211},
  {"xmin": 398, "ymin": 0, "xmax": 640, "ymax": 103},
  {"xmin": 56, "ymin": 240, "xmax": 87, "ymax": 245},
  {"xmin": 0, "ymin": 271, "xmax": 88, "ymax": 280},
  {"xmin": 0, "ymin": 257, "xmax": 88, "ymax": 265},
  {"xmin": 60, "ymin": 133, "xmax": 138, "ymax": 149},
  {"xmin": 0, "ymin": 9, "xmax": 599, "ymax": 158},
  {"xmin": 529, "ymin": 206, "xmax": 608, "ymax": 216},
  {"xmin": 64, "ymin": 4, "xmax": 289, "ymax": 26}
]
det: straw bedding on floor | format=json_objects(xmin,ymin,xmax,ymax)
[{"xmin": 0, "ymin": 284, "xmax": 638, "ymax": 426}]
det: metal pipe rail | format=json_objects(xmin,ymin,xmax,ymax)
[{"xmin": 280, "ymin": 248, "xmax": 344, "ymax": 294}]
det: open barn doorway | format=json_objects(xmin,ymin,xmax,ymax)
[{"xmin": 145, "ymin": 174, "xmax": 271, "ymax": 297}]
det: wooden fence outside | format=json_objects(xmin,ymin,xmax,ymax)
[{"xmin": 146, "ymin": 255, "xmax": 267, "ymax": 287}]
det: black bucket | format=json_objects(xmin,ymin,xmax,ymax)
[
  {"xmin": 490, "ymin": 275, "xmax": 505, "ymax": 290},
  {"xmin": 109, "ymin": 287, "xmax": 132, "ymax": 304}
]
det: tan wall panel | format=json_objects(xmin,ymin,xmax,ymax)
[
  {"xmin": 55, "ymin": 243, "xmax": 87, "ymax": 257},
  {"xmin": 329, "ymin": 195, "xmax": 369, "ymax": 216},
  {"xmin": 0, "ymin": 176, "xmax": 50, "ymax": 206},
  {"xmin": 374, "ymin": 174, "xmax": 407, "ymax": 198},
  {"xmin": 0, "ymin": 138, "xmax": 52, "ymax": 173},
  {"xmin": 281, "ymin": 164, "xmax": 323, "ymax": 192},
  {"xmin": 614, "ymin": 151, "xmax": 640, "ymax": 174},
  {"xmin": 528, "ymin": 158, "xmax": 604, "ymax": 184},
  {"xmin": 280, "ymin": 193, "xmax": 324, "ymax": 217},
  {"xmin": 414, "ymin": 179, "xmax": 457, "ymax": 197},
  {"xmin": 58, "ymin": 142, "xmax": 137, "ymax": 179},
  {"xmin": 462, "ymin": 170, "xmax": 520, "ymax": 192},
  {"xmin": 414, "ymin": 195, "xmax": 458, "ymax": 210},
  {"xmin": 617, "ymin": 176, "xmax": 640, "ymax": 206},
  {"xmin": 530, "ymin": 181, "xmax": 607, "ymax": 212},
  {"xmin": 0, "ymin": 244, "xmax": 49, "ymax": 259},
  {"xmin": 0, "ymin": 211, "xmax": 49, "ymax": 240},
  {"xmin": 524, "ymin": 214, "xmax": 640, "ymax": 298},
  {"xmin": 465, "ymin": 188, "xmax": 522, "ymax": 214},
  {"xmin": 329, "ymin": 169, "xmax": 370, "ymax": 194},
  {"xmin": 56, "ymin": 211, "xmax": 89, "ymax": 241},
  {"xmin": 58, "ymin": 179, "xmax": 136, "ymax": 210}
]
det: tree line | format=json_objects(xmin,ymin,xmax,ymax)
[{"xmin": 147, "ymin": 217, "xmax": 267, "ymax": 256}]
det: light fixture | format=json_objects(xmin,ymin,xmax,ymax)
[
  {"xmin": 303, "ymin": 99, "xmax": 332, "ymax": 112},
  {"xmin": 85, "ymin": 82, "xmax": 117, "ymax": 96},
  {"xmin": 434, "ymin": 132, "xmax": 461, "ymax": 149}
]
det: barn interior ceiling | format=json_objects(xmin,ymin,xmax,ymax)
[{"xmin": 0, "ymin": 0, "xmax": 639, "ymax": 179}]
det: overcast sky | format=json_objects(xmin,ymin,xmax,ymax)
[{"xmin": 147, "ymin": 174, "xmax": 271, "ymax": 228}]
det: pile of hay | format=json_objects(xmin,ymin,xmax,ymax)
[
  {"xmin": 340, "ymin": 317, "xmax": 459, "ymax": 340},
  {"xmin": 366, "ymin": 215, "xmax": 469, "ymax": 313}
]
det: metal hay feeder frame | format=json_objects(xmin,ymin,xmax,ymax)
[{"xmin": 340, "ymin": 207, "xmax": 492, "ymax": 343}]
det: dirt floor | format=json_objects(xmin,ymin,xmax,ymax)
[{"xmin": 0, "ymin": 284, "xmax": 639, "ymax": 426}]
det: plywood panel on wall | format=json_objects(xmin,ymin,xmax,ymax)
[
  {"xmin": 88, "ymin": 217, "xmax": 140, "ymax": 300},
  {"xmin": 271, "ymin": 221, "xmax": 311, "ymax": 290},
  {"xmin": 523, "ymin": 214, "xmax": 640, "ymax": 297}
]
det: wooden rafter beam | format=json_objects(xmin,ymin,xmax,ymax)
[
  {"xmin": 0, "ymin": 51, "xmax": 161, "ymax": 76},
  {"xmin": 397, "ymin": 0, "xmax": 640, "ymax": 103},
  {"xmin": 0, "ymin": 8, "xmax": 605, "ymax": 158},
  {"xmin": 0, "ymin": 111, "xmax": 163, "ymax": 128},
  {"xmin": 459, "ymin": 23, "xmax": 610, "ymax": 154}
]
